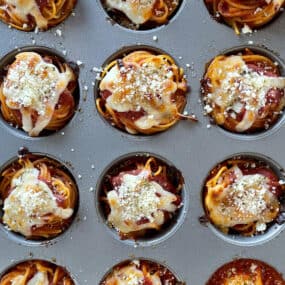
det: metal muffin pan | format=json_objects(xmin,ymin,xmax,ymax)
[{"xmin": 0, "ymin": 0, "xmax": 284, "ymax": 284}]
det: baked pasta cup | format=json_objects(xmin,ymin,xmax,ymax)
[
  {"xmin": 101, "ymin": 0, "xmax": 182, "ymax": 30},
  {"xmin": 99, "ymin": 154, "xmax": 184, "ymax": 241},
  {"xmin": 0, "ymin": 153, "xmax": 78, "ymax": 240},
  {"xmin": 0, "ymin": 260, "xmax": 75, "ymax": 285},
  {"xmin": 0, "ymin": 0, "xmax": 77, "ymax": 31},
  {"xmin": 203, "ymin": 156, "xmax": 285, "ymax": 237},
  {"xmin": 97, "ymin": 49, "xmax": 196, "ymax": 135},
  {"xmin": 202, "ymin": 48, "xmax": 285, "ymax": 134},
  {"xmin": 100, "ymin": 259, "xmax": 184, "ymax": 285},
  {"xmin": 0, "ymin": 49, "xmax": 79, "ymax": 137},
  {"xmin": 204, "ymin": 0, "xmax": 285, "ymax": 35},
  {"xmin": 206, "ymin": 258, "xmax": 285, "ymax": 285}
]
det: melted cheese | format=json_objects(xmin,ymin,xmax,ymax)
[
  {"xmin": 2, "ymin": 0, "xmax": 48, "ymax": 29},
  {"xmin": 27, "ymin": 272, "xmax": 49, "ymax": 285},
  {"xmin": 225, "ymin": 273, "xmax": 262, "ymax": 285},
  {"xmin": 107, "ymin": 171, "xmax": 178, "ymax": 233},
  {"xmin": 205, "ymin": 166, "xmax": 280, "ymax": 231},
  {"xmin": 205, "ymin": 55, "xmax": 285, "ymax": 132},
  {"xmin": 100, "ymin": 57, "xmax": 178, "ymax": 131},
  {"xmin": 3, "ymin": 167, "xmax": 73, "ymax": 237},
  {"xmin": 3, "ymin": 52, "xmax": 73, "ymax": 136},
  {"xmin": 105, "ymin": 0, "xmax": 156, "ymax": 24},
  {"xmin": 104, "ymin": 263, "xmax": 162, "ymax": 285},
  {"xmin": 11, "ymin": 271, "xmax": 49, "ymax": 285}
]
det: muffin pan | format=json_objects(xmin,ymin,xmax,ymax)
[{"xmin": 0, "ymin": 0, "xmax": 284, "ymax": 284}]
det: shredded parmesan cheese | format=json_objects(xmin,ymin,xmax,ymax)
[
  {"xmin": 3, "ymin": 167, "xmax": 73, "ymax": 237},
  {"xmin": 3, "ymin": 52, "xmax": 73, "ymax": 136},
  {"xmin": 100, "ymin": 58, "xmax": 179, "ymax": 131},
  {"xmin": 107, "ymin": 171, "xmax": 178, "ymax": 233},
  {"xmin": 204, "ymin": 56, "xmax": 285, "ymax": 132},
  {"xmin": 206, "ymin": 165, "xmax": 280, "ymax": 231}
]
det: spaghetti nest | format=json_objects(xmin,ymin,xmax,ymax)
[
  {"xmin": 0, "ymin": 0, "xmax": 77, "ymax": 31},
  {"xmin": 203, "ymin": 156, "xmax": 285, "ymax": 237},
  {"xmin": 99, "ymin": 155, "xmax": 184, "ymax": 240},
  {"xmin": 202, "ymin": 48, "xmax": 285, "ymax": 134},
  {"xmin": 101, "ymin": 0, "xmax": 181, "ymax": 30},
  {"xmin": 204, "ymin": 0, "xmax": 285, "ymax": 34},
  {"xmin": 97, "ymin": 50, "xmax": 195, "ymax": 135},
  {"xmin": 0, "ymin": 153, "xmax": 78, "ymax": 240},
  {"xmin": 0, "ymin": 260, "xmax": 75, "ymax": 285},
  {"xmin": 206, "ymin": 258, "xmax": 285, "ymax": 285},
  {"xmin": 0, "ymin": 52, "xmax": 78, "ymax": 137},
  {"xmin": 101, "ymin": 259, "xmax": 183, "ymax": 285}
]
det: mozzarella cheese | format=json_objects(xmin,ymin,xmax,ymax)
[
  {"xmin": 11, "ymin": 271, "xmax": 49, "ymax": 285},
  {"xmin": 2, "ymin": 0, "xmax": 48, "ymax": 29},
  {"xmin": 3, "ymin": 52, "xmax": 73, "ymax": 136},
  {"xmin": 3, "ymin": 167, "xmax": 73, "ymax": 237},
  {"xmin": 107, "ymin": 170, "xmax": 178, "ymax": 233},
  {"xmin": 205, "ymin": 166, "xmax": 280, "ymax": 231},
  {"xmin": 104, "ymin": 263, "xmax": 162, "ymax": 285},
  {"xmin": 105, "ymin": 0, "xmax": 156, "ymax": 24},
  {"xmin": 205, "ymin": 55, "xmax": 285, "ymax": 132},
  {"xmin": 100, "ymin": 56, "xmax": 178, "ymax": 131}
]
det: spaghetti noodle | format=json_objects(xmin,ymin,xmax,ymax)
[
  {"xmin": 202, "ymin": 48, "xmax": 285, "ymax": 134},
  {"xmin": 0, "ymin": 153, "xmax": 78, "ymax": 240},
  {"xmin": 204, "ymin": 0, "xmax": 285, "ymax": 34},
  {"xmin": 0, "ymin": 0, "xmax": 77, "ymax": 31},
  {"xmin": 0, "ymin": 51, "xmax": 78, "ymax": 137},
  {"xmin": 0, "ymin": 260, "xmax": 75, "ymax": 285},
  {"xmin": 203, "ymin": 156, "xmax": 285, "ymax": 237},
  {"xmin": 97, "ymin": 50, "xmax": 196, "ymax": 135},
  {"xmin": 101, "ymin": 259, "xmax": 184, "ymax": 285},
  {"xmin": 99, "ymin": 155, "xmax": 184, "ymax": 240},
  {"xmin": 206, "ymin": 258, "xmax": 285, "ymax": 285},
  {"xmin": 101, "ymin": 0, "xmax": 181, "ymax": 30}
]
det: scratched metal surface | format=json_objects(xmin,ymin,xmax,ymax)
[{"xmin": 0, "ymin": 0, "xmax": 284, "ymax": 284}]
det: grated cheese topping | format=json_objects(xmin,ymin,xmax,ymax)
[
  {"xmin": 107, "ymin": 170, "xmax": 178, "ymax": 233},
  {"xmin": 1, "ymin": 0, "xmax": 48, "ymax": 29},
  {"xmin": 206, "ymin": 166, "xmax": 280, "ymax": 230},
  {"xmin": 3, "ymin": 167, "xmax": 73, "ymax": 237},
  {"xmin": 100, "ymin": 57, "xmax": 179, "ymax": 131},
  {"xmin": 3, "ymin": 52, "xmax": 73, "ymax": 136},
  {"xmin": 105, "ymin": 0, "xmax": 156, "ymax": 24},
  {"xmin": 204, "ymin": 56, "xmax": 285, "ymax": 132}
]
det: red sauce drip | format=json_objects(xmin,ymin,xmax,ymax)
[
  {"xmin": 136, "ymin": 217, "xmax": 150, "ymax": 225},
  {"xmin": 56, "ymin": 90, "xmax": 75, "ymax": 109},
  {"xmin": 100, "ymin": 90, "xmax": 112, "ymax": 100},
  {"xmin": 117, "ymin": 109, "xmax": 146, "ymax": 122},
  {"xmin": 266, "ymin": 88, "xmax": 283, "ymax": 104},
  {"xmin": 35, "ymin": 0, "xmax": 49, "ymax": 10},
  {"xmin": 246, "ymin": 63, "xmax": 278, "ymax": 77},
  {"xmin": 150, "ymin": 174, "xmax": 177, "ymax": 193},
  {"xmin": 240, "ymin": 167, "xmax": 283, "ymax": 197}
]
